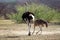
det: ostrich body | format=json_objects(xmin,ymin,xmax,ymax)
[{"xmin": 22, "ymin": 11, "xmax": 35, "ymax": 36}]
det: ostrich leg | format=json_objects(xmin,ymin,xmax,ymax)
[
  {"xmin": 28, "ymin": 23, "xmax": 31, "ymax": 36},
  {"xmin": 27, "ymin": 21, "xmax": 31, "ymax": 36}
]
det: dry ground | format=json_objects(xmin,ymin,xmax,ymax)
[{"xmin": 0, "ymin": 23, "xmax": 60, "ymax": 40}]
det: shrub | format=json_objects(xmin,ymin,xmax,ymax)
[{"xmin": 9, "ymin": 4, "xmax": 60, "ymax": 23}]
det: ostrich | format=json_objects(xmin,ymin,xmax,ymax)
[
  {"xmin": 32, "ymin": 19, "xmax": 48, "ymax": 35},
  {"xmin": 22, "ymin": 11, "xmax": 35, "ymax": 36}
]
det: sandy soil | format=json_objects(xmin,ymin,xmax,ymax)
[{"xmin": 0, "ymin": 24, "xmax": 60, "ymax": 40}]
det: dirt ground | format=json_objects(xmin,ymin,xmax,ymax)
[{"xmin": 0, "ymin": 24, "xmax": 60, "ymax": 40}]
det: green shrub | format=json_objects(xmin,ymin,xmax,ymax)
[
  {"xmin": 9, "ymin": 4, "xmax": 60, "ymax": 23},
  {"xmin": 34, "ymin": 4, "xmax": 56, "ymax": 22}
]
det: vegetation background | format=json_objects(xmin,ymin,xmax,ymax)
[
  {"xmin": 0, "ymin": 0, "xmax": 60, "ymax": 24},
  {"xmin": 10, "ymin": 4, "xmax": 60, "ymax": 23}
]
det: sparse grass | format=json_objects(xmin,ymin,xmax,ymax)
[
  {"xmin": 0, "ymin": 24, "xmax": 60, "ymax": 40},
  {"xmin": 0, "ymin": 34, "xmax": 60, "ymax": 40},
  {"xmin": 0, "ymin": 20, "xmax": 15, "ymax": 24}
]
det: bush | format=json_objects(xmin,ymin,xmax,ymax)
[{"xmin": 9, "ymin": 4, "xmax": 60, "ymax": 23}]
